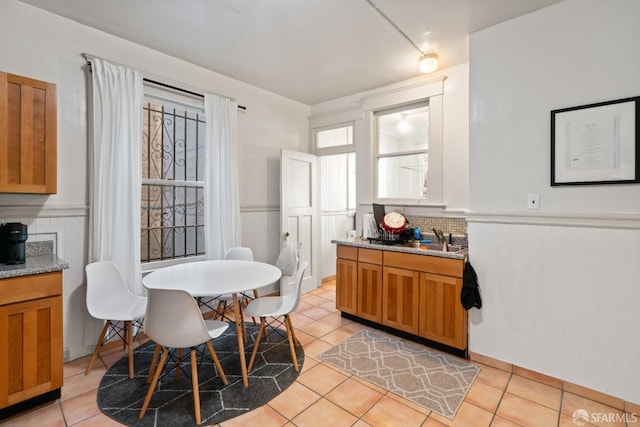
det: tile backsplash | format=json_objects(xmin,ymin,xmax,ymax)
[{"xmin": 406, "ymin": 216, "xmax": 467, "ymax": 236}]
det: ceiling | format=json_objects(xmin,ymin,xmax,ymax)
[{"xmin": 19, "ymin": 0, "xmax": 561, "ymax": 105}]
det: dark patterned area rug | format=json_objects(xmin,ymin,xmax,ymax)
[
  {"xmin": 318, "ymin": 329, "xmax": 478, "ymax": 420},
  {"xmin": 97, "ymin": 324, "xmax": 304, "ymax": 427}
]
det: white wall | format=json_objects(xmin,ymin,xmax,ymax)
[
  {"xmin": 310, "ymin": 61, "xmax": 470, "ymax": 225},
  {"xmin": 468, "ymin": 0, "xmax": 640, "ymax": 404},
  {"xmin": 0, "ymin": 0, "xmax": 309, "ymax": 360}
]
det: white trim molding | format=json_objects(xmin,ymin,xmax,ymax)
[
  {"xmin": 240, "ymin": 204, "xmax": 279, "ymax": 213},
  {"xmin": 0, "ymin": 204, "xmax": 89, "ymax": 218},
  {"xmin": 466, "ymin": 210, "xmax": 640, "ymax": 230}
]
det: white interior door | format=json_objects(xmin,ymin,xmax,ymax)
[{"xmin": 280, "ymin": 149, "xmax": 319, "ymax": 294}]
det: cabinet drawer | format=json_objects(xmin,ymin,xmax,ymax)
[
  {"xmin": 0, "ymin": 272, "xmax": 62, "ymax": 305},
  {"xmin": 337, "ymin": 245, "xmax": 358, "ymax": 261},
  {"xmin": 384, "ymin": 251, "xmax": 463, "ymax": 277},
  {"xmin": 358, "ymin": 248, "xmax": 382, "ymax": 264}
]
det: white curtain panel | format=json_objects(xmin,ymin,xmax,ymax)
[
  {"xmin": 204, "ymin": 94, "xmax": 241, "ymax": 259},
  {"xmin": 89, "ymin": 58, "xmax": 144, "ymax": 294}
]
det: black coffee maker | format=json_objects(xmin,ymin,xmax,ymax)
[{"xmin": 0, "ymin": 222, "xmax": 28, "ymax": 264}]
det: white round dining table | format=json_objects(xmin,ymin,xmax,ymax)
[{"xmin": 143, "ymin": 260, "xmax": 282, "ymax": 387}]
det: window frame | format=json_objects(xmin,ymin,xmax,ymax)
[
  {"xmin": 140, "ymin": 88, "xmax": 207, "ymax": 272},
  {"xmin": 360, "ymin": 76, "xmax": 445, "ymax": 207},
  {"xmin": 313, "ymin": 122, "xmax": 355, "ymax": 156},
  {"xmin": 374, "ymin": 101, "xmax": 430, "ymax": 201}
]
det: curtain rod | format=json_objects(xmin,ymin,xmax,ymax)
[
  {"xmin": 83, "ymin": 53, "xmax": 246, "ymax": 111},
  {"xmin": 144, "ymin": 78, "xmax": 246, "ymax": 110}
]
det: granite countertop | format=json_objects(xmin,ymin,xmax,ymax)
[
  {"xmin": 332, "ymin": 238, "xmax": 468, "ymax": 260},
  {"xmin": 0, "ymin": 241, "xmax": 69, "ymax": 279}
]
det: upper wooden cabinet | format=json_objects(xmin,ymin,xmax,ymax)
[{"xmin": 0, "ymin": 72, "xmax": 57, "ymax": 194}]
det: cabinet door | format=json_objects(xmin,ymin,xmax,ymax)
[
  {"xmin": 382, "ymin": 266, "xmax": 420, "ymax": 335},
  {"xmin": 0, "ymin": 72, "xmax": 57, "ymax": 194},
  {"xmin": 357, "ymin": 262, "xmax": 382, "ymax": 322},
  {"xmin": 0, "ymin": 295, "xmax": 63, "ymax": 408},
  {"xmin": 336, "ymin": 258, "xmax": 357, "ymax": 315},
  {"xmin": 419, "ymin": 273, "xmax": 467, "ymax": 350}
]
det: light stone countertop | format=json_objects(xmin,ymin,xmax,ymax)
[
  {"xmin": 0, "ymin": 241, "xmax": 69, "ymax": 279},
  {"xmin": 332, "ymin": 238, "xmax": 467, "ymax": 260}
]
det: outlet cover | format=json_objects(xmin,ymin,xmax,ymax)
[{"xmin": 527, "ymin": 193, "xmax": 540, "ymax": 210}]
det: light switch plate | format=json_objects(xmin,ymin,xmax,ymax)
[{"xmin": 527, "ymin": 193, "xmax": 540, "ymax": 210}]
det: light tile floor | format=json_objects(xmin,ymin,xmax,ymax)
[{"xmin": 1, "ymin": 280, "xmax": 638, "ymax": 427}]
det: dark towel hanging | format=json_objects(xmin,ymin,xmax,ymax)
[{"xmin": 461, "ymin": 261, "xmax": 482, "ymax": 310}]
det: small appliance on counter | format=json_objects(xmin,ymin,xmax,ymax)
[
  {"xmin": 366, "ymin": 204, "xmax": 413, "ymax": 245},
  {"xmin": 0, "ymin": 222, "xmax": 28, "ymax": 264}
]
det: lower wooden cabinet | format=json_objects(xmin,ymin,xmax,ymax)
[
  {"xmin": 419, "ymin": 273, "xmax": 466, "ymax": 349},
  {"xmin": 335, "ymin": 244, "xmax": 468, "ymax": 352},
  {"xmin": 0, "ymin": 272, "xmax": 63, "ymax": 409},
  {"xmin": 336, "ymin": 245, "xmax": 358, "ymax": 316},
  {"xmin": 357, "ymin": 262, "xmax": 382, "ymax": 323},
  {"xmin": 382, "ymin": 266, "xmax": 420, "ymax": 335},
  {"xmin": 336, "ymin": 256, "xmax": 357, "ymax": 315}
]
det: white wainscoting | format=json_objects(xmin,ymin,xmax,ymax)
[
  {"xmin": 467, "ymin": 215, "xmax": 640, "ymax": 404},
  {"xmin": 321, "ymin": 212, "xmax": 355, "ymax": 279},
  {"xmin": 0, "ymin": 204, "xmax": 285, "ymax": 361},
  {"xmin": 0, "ymin": 205, "xmax": 97, "ymax": 361}
]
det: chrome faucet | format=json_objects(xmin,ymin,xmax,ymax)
[{"xmin": 432, "ymin": 228, "xmax": 444, "ymax": 244}]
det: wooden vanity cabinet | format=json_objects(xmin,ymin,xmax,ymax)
[
  {"xmin": 336, "ymin": 245, "xmax": 358, "ymax": 315},
  {"xmin": 336, "ymin": 244, "xmax": 468, "ymax": 352},
  {"xmin": 420, "ymin": 273, "xmax": 466, "ymax": 349},
  {"xmin": 382, "ymin": 266, "xmax": 420, "ymax": 335},
  {"xmin": 0, "ymin": 72, "xmax": 57, "ymax": 194},
  {"xmin": 357, "ymin": 249, "xmax": 382, "ymax": 323},
  {"xmin": 0, "ymin": 272, "xmax": 63, "ymax": 410}
]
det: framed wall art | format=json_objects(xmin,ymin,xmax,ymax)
[{"xmin": 551, "ymin": 96, "xmax": 640, "ymax": 186}]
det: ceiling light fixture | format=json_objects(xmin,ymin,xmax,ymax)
[
  {"xmin": 419, "ymin": 53, "xmax": 438, "ymax": 73},
  {"xmin": 365, "ymin": 0, "xmax": 438, "ymax": 74}
]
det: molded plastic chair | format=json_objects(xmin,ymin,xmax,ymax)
[
  {"xmin": 139, "ymin": 288, "xmax": 229, "ymax": 425},
  {"xmin": 85, "ymin": 260, "xmax": 147, "ymax": 379},
  {"xmin": 246, "ymin": 260, "xmax": 308, "ymax": 372},
  {"xmin": 209, "ymin": 247, "xmax": 256, "ymax": 322}
]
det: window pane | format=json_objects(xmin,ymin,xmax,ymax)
[
  {"xmin": 142, "ymin": 103, "xmax": 205, "ymax": 181},
  {"xmin": 378, "ymin": 105, "xmax": 429, "ymax": 155},
  {"xmin": 377, "ymin": 153, "xmax": 428, "ymax": 199},
  {"xmin": 316, "ymin": 125, "xmax": 353, "ymax": 149},
  {"xmin": 141, "ymin": 96, "xmax": 205, "ymax": 264},
  {"xmin": 140, "ymin": 183, "xmax": 205, "ymax": 262}
]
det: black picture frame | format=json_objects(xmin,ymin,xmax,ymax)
[{"xmin": 551, "ymin": 96, "xmax": 640, "ymax": 186}]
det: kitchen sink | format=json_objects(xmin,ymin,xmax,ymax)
[{"xmin": 417, "ymin": 243, "xmax": 467, "ymax": 253}]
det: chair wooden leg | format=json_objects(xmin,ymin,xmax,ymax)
[
  {"xmin": 190, "ymin": 349, "xmax": 201, "ymax": 425},
  {"xmin": 126, "ymin": 321, "xmax": 134, "ymax": 379},
  {"xmin": 247, "ymin": 318, "xmax": 266, "ymax": 372},
  {"xmin": 175, "ymin": 348, "xmax": 184, "ymax": 381},
  {"xmin": 122, "ymin": 321, "xmax": 127, "ymax": 351},
  {"xmin": 284, "ymin": 315, "xmax": 299, "ymax": 372},
  {"xmin": 239, "ymin": 300, "xmax": 247, "ymax": 343},
  {"xmin": 215, "ymin": 301, "xmax": 225, "ymax": 320},
  {"xmin": 250, "ymin": 289, "xmax": 259, "ymax": 324},
  {"xmin": 206, "ymin": 341, "xmax": 228, "ymax": 385},
  {"xmin": 85, "ymin": 321, "xmax": 110, "ymax": 375},
  {"xmin": 139, "ymin": 348, "xmax": 168, "ymax": 420},
  {"xmin": 286, "ymin": 314, "xmax": 298, "ymax": 345},
  {"xmin": 146, "ymin": 344, "xmax": 161, "ymax": 384}
]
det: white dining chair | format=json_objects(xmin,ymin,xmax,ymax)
[
  {"xmin": 85, "ymin": 260, "xmax": 147, "ymax": 379},
  {"xmin": 139, "ymin": 288, "xmax": 229, "ymax": 426},
  {"xmin": 246, "ymin": 260, "xmax": 308, "ymax": 372},
  {"xmin": 208, "ymin": 247, "xmax": 256, "ymax": 322}
]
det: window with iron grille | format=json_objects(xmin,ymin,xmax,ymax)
[{"xmin": 141, "ymin": 101, "xmax": 205, "ymax": 264}]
